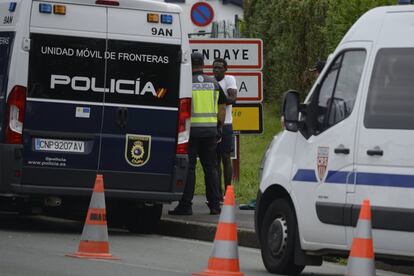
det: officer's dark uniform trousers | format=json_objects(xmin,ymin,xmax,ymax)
[{"xmin": 181, "ymin": 136, "xmax": 221, "ymax": 208}]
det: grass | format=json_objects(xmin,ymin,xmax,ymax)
[{"xmin": 194, "ymin": 101, "xmax": 281, "ymax": 203}]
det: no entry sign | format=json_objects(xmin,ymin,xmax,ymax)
[{"xmin": 191, "ymin": 2, "xmax": 214, "ymax": 27}]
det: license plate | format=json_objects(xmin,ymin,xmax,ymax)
[{"xmin": 34, "ymin": 138, "xmax": 85, "ymax": 153}]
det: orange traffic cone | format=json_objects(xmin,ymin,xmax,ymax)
[
  {"xmin": 67, "ymin": 174, "xmax": 118, "ymax": 260},
  {"xmin": 346, "ymin": 199, "xmax": 375, "ymax": 276},
  {"xmin": 193, "ymin": 185, "xmax": 244, "ymax": 276}
]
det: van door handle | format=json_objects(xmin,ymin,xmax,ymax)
[
  {"xmin": 116, "ymin": 107, "xmax": 128, "ymax": 128},
  {"xmin": 334, "ymin": 147, "xmax": 350, "ymax": 155},
  {"xmin": 367, "ymin": 147, "xmax": 383, "ymax": 156}
]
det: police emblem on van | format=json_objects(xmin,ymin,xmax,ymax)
[
  {"xmin": 317, "ymin": 147, "xmax": 329, "ymax": 182},
  {"xmin": 125, "ymin": 134, "xmax": 151, "ymax": 167}
]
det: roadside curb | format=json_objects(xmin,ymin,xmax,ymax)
[{"xmin": 157, "ymin": 217, "xmax": 260, "ymax": 249}]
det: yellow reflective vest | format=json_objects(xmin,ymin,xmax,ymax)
[{"xmin": 191, "ymin": 75, "xmax": 219, "ymax": 128}]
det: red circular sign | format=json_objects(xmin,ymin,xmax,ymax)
[{"xmin": 191, "ymin": 2, "xmax": 214, "ymax": 27}]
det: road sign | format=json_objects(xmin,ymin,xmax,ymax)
[
  {"xmin": 190, "ymin": 2, "xmax": 214, "ymax": 27},
  {"xmin": 232, "ymin": 103, "xmax": 263, "ymax": 134},
  {"xmin": 206, "ymin": 72, "xmax": 263, "ymax": 103},
  {"xmin": 190, "ymin": 39, "xmax": 263, "ymax": 70}
]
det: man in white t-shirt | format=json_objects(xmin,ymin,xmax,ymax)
[{"xmin": 213, "ymin": 58, "xmax": 237, "ymax": 199}]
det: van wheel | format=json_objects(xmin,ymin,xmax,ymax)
[
  {"xmin": 126, "ymin": 203, "xmax": 162, "ymax": 234},
  {"xmin": 260, "ymin": 199, "xmax": 304, "ymax": 275}
]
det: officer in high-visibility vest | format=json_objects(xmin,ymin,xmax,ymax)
[{"xmin": 169, "ymin": 52, "xmax": 226, "ymax": 215}]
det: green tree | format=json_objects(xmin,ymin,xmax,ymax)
[
  {"xmin": 244, "ymin": 0, "xmax": 329, "ymax": 102},
  {"xmin": 243, "ymin": 0, "xmax": 398, "ymax": 102},
  {"xmin": 324, "ymin": 0, "xmax": 398, "ymax": 52}
]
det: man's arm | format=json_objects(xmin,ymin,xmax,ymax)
[
  {"xmin": 218, "ymin": 104, "xmax": 226, "ymax": 127},
  {"xmin": 217, "ymin": 84, "xmax": 227, "ymax": 128},
  {"xmin": 225, "ymin": 75, "xmax": 237, "ymax": 105},
  {"xmin": 226, "ymin": 89, "xmax": 237, "ymax": 105}
]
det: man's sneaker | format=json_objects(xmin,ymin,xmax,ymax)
[
  {"xmin": 209, "ymin": 207, "xmax": 221, "ymax": 215},
  {"xmin": 168, "ymin": 204, "xmax": 192, "ymax": 216}
]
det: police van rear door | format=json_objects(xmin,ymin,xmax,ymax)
[
  {"xmin": 23, "ymin": 2, "xmax": 106, "ymax": 188},
  {"xmin": 0, "ymin": 0, "xmax": 15, "ymax": 140},
  {"xmin": 99, "ymin": 7, "xmax": 182, "ymax": 192}
]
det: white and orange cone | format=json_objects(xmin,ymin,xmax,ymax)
[
  {"xmin": 67, "ymin": 174, "xmax": 118, "ymax": 260},
  {"xmin": 193, "ymin": 185, "xmax": 243, "ymax": 276},
  {"xmin": 346, "ymin": 199, "xmax": 375, "ymax": 276}
]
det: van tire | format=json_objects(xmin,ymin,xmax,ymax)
[
  {"xmin": 126, "ymin": 203, "xmax": 162, "ymax": 234},
  {"xmin": 260, "ymin": 199, "xmax": 304, "ymax": 275}
]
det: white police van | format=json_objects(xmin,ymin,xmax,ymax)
[
  {"xmin": 256, "ymin": 4, "xmax": 414, "ymax": 274},
  {"xmin": 0, "ymin": 0, "xmax": 192, "ymax": 233}
]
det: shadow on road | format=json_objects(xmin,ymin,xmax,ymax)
[
  {"xmin": 0, "ymin": 212, "xmax": 83, "ymax": 233},
  {"xmin": 0, "ymin": 212, "xmax": 134, "ymax": 236}
]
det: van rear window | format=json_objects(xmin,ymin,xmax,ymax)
[
  {"xmin": 365, "ymin": 48, "xmax": 414, "ymax": 129},
  {"xmin": 0, "ymin": 32, "xmax": 14, "ymax": 97},
  {"xmin": 28, "ymin": 34, "xmax": 180, "ymax": 108}
]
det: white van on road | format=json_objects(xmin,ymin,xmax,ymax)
[{"xmin": 256, "ymin": 4, "xmax": 414, "ymax": 275}]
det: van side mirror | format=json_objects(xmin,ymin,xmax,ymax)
[{"xmin": 282, "ymin": 90, "xmax": 300, "ymax": 132}]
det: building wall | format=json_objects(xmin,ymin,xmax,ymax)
[{"xmin": 151, "ymin": 0, "xmax": 243, "ymax": 37}]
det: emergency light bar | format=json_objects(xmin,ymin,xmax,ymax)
[
  {"xmin": 39, "ymin": 3, "xmax": 67, "ymax": 15},
  {"xmin": 9, "ymin": 2, "xmax": 17, "ymax": 12},
  {"xmin": 96, "ymin": 0, "xmax": 119, "ymax": 6},
  {"xmin": 147, "ymin": 13, "xmax": 173, "ymax": 24}
]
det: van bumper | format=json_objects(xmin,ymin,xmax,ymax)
[{"xmin": 0, "ymin": 145, "xmax": 188, "ymax": 203}]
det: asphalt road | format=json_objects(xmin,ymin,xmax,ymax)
[{"xmin": 0, "ymin": 213, "xmax": 409, "ymax": 276}]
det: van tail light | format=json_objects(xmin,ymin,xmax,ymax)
[
  {"xmin": 96, "ymin": 0, "xmax": 119, "ymax": 6},
  {"xmin": 5, "ymin": 86, "xmax": 27, "ymax": 144},
  {"xmin": 176, "ymin": 98, "xmax": 191, "ymax": 154}
]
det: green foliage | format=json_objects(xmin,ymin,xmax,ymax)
[
  {"xmin": 324, "ymin": 0, "xmax": 398, "ymax": 52},
  {"xmin": 243, "ymin": 0, "xmax": 398, "ymax": 102},
  {"xmin": 244, "ymin": 0, "xmax": 330, "ymax": 102}
]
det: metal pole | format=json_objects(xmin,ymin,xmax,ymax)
[
  {"xmin": 232, "ymin": 134, "xmax": 240, "ymax": 183},
  {"xmin": 231, "ymin": 16, "xmax": 240, "ymax": 183}
]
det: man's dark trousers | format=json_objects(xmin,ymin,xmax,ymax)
[{"xmin": 180, "ymin": 136, "xmax": 221, "ymax": 209}]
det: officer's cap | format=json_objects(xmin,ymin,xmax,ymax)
[{"xmin": 191, "ymin": 52, "xmax": 204, "ymax": 66}]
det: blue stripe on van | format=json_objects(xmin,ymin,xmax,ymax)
[
  {"xmin": 292, "ymin": 169, "xmax": 317, "ymax": 182},
  {"xmin": 293, "ymin": 169, "xmax": 414, "ymax": 188},
  {"xmin": 356, "ymin": 172, "xmax": 414, "ymax": 188},
  {"xmin": 325, "ymin": 171, "xmax": 355, "ymax": 184}
]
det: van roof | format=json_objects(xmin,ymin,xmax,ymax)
[
  {"xmin": 339, "ymin": 5, "xmax": 414, "ymax": 46},
  {"xmin": 41, "ymin": 0, "xmax": 182, "ymax": 13}
]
